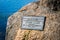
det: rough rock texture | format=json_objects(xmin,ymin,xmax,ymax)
[{"xmin": 6, "ymin": 0, "xmax": 60, "ymax": 40}]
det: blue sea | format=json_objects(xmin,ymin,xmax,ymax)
[{"xmin": 0, "ymin": 0, "xmax": 37, "ymax": 40}]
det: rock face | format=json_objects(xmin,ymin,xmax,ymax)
[{"xmin": 5, "ymin": 0, "xmax": 60, "ymax": 40}]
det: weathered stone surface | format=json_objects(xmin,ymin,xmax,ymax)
[{"xmin": 5, "ymin": 0, "xmax": 60, "ymax": 40}]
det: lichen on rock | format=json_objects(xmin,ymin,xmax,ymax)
[{"xmin": 5, "ymin": 0, "xmax": 60, "ymax": 40}]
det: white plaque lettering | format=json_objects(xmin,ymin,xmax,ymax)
[{"xmin": 21, "ymin": 16, "xmax": 45, "ymax": 30}]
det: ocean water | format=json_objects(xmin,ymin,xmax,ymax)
[{"xmin": 0, "ymin": 0, "xmax": 37, "ymax": 40}]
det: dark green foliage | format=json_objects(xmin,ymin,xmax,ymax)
[{"xmin": 47, "ymin": 0, "xmax": 60, "ymax": 11}]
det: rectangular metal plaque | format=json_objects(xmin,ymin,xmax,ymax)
[{"xmin": 21, "ymin": 16, "xmax": 45, "ymax": 30}]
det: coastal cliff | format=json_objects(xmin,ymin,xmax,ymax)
[{"xmin": 5, "ymin": 0, "xmax": 60, "ymax": 40}]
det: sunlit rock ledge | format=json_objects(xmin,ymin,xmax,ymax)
[{"xmin": 5, "ymin": 0, "xmax": 60, "ymax": 40}]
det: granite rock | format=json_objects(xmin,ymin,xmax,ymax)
[{"xmin": 5, "ymin": 0, "xmax": 60, "ymax": 40}]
